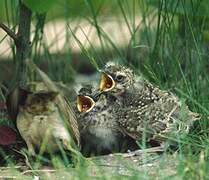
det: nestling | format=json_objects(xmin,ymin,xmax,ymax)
[
  {"xmin": 16, "ymin": 91, "xmax": 74, "ymax": 155},
  {"xmin": 99, "ymin": 62, "xmax": 200, "ymax": 144},
  {"xmin": 76, "ymin": 85, "xmax": 137, "ymax": 156}
]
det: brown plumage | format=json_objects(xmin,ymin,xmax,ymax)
[
  {"xmin": 99, "ymin": 62, "xmax": 200, "ymax": 144},
  {"xmin": 16, "ymin": 91, "xmax": 75, "ymax": 155},
  {"xmin": 76, "ymin": 85, "xmax": 138, "ymax": 156},
  {"xmin": 5, "ymin": 61, "xmax": 80, "ymax": 148},
  {"xmin": 27, "ymin": 60, "xmax": 80, "ymax": 147}
]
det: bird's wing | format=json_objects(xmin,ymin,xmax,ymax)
[
  {"xmin": 117, "ymin": 97, "xmax": 199, "ymax": 144},
  {"xmin": 120, "ymin": 77, "xmax": 201, "ymax": 143},
  {"xmin": 117, "ymin": 103, "xmax": 170, "ymax": 141}
]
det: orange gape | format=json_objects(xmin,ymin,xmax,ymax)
[
  {"xmin": 99, "ymin": 72, "xmax": 115, "ymax": 92},
  {"xmin": 77, "ymin": 95, "xmax": 96, "ymax": 113}
]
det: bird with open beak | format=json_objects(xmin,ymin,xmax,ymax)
[
  {"xmin": 76, "ymin": 85, "xmax": 138, "ymax": 156},
  {"xmin": 98, "ymin": 62, "xmax": 201, "ymax": 145}
]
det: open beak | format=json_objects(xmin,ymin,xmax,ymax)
[
  {"xmin": 77, "ymin": 95, "xmax": 96, "ymax": 113},
  {"xmin": 99, "ymin": 72, "xmax": 115, "ymax": 92}
]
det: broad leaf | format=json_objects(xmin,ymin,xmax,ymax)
[{"xmin": 0, "ymin": 126, "xmax": 17, "ymax": 145}]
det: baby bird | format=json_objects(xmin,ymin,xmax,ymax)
[
  {"xmin": 99, "ymin": 62, "xmax": 200, "ymax": 144},
  {"xmin": 16, "ymin": 91, "xmax": 74, "ymax": 155},
  {"xmin": 76, "ymin": 85, "xmax": 137, "ymax": 156}
]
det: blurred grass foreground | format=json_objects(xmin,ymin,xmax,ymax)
[{"xmin": 0, "ymin": 0, "xmax": 209, "ymax": 179}]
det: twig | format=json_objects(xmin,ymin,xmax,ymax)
[
  {"xmin": 121, "ymin": 146, "xmax": 165, "ymax": 158},
  {"xmin": 12, "ymin": 149, "xmax": 33, "ymax": 171},
  {"xmin": 89, "ymin": 146, "xmax": 165, "ymax": 161},
  {"xmin": 0, "ymin": 176, "xmax": 17, "ymax": 179},
  {"xmin": 0, "ymin": 166, "xmax": 25, "ymax": 170},
  {"xmin": 0, "ymin": 23, "xmax": 17, "ymax": 42},
  {"xmin": 21, "ymin": 169, "xmax": 56, "ymax": 175}
]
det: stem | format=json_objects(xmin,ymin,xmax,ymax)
[
  {"xmin": 0, "ymin": 23, "xmax": 17, "ymax": 41},
  {"xmin": 15, "ymin": 1, "xmax": 32, "ymax": 86},
  {"xmin": 5, "ymin": 1, "xmax": 32, "ymax": 122}
]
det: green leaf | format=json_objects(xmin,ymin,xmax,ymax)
[
  {"xmin": 23, "ymin": 0, "xmax": 58, "ymax": 13},
  {"xmin": 147, "ymin": 0, "xmax": 209, "ymax": 18}
]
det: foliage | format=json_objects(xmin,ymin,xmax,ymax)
[
  {"xmin": 23, "ymin": 0, "xmax": 58, "ymax": 13},
  {"xmin": 0, "ymin": 0, "xmax": 209, "ymax": 179},
  {"xmin": 148, "ymin": 0, "xmax": 209, "ymax": 17}
]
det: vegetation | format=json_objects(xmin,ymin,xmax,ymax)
[{"xmin": 0, "ymin": 0, "xmax": 209, "ymax": 179}]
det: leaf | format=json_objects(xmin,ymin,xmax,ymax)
[
  {"xmin": 0, "ymin": 126, "xmax": 17, "ymax": 145},
  {"xmin": 147, "ymin": 0, "xmax": 209, "ymax": 18},
  {"xmin": 23, "ymin": 0, "xmax": 58, "ymax": 13},
  {"xmin": 0, "ymin": 102, "xmax": 6, "ymax": 110}
]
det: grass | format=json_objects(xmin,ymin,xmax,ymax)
[{"xmin": 1, "ymin": 0, "xmax": 209, "ymax": 179}]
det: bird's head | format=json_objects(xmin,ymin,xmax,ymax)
[
  {"xmin": 99, "ymin": 62, "xmax": 134, "ymax": 96},
  {"xmin": 77, "ymin": 85, "xmax": 104, "ymax": 113},
  {"xmin": 24, "ymin": 91, "xmax": 58, "ymax": 114}
]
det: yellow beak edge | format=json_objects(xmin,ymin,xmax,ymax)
[
  {"xmin": 77, "ymin": 95, "xmax": 96, "ymax": 113},
  {"xmin": 99, "ymin": 73, "xmax": 115, "ymax": 92}
]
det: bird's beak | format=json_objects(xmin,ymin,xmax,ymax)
[
  {"xmin": 77, "ymin": 95, "xmax": 96, "ymax": 113},
  {"xmin": 99, "ymin": 72, "xmax": 115, "ymax": 92}
]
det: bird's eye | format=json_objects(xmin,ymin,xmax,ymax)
[{"xmin": 116, "ymin": 74, "xmax": 125, "ymax": 82}]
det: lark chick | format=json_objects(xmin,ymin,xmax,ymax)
[
  {"xmin": 16, "ymin": 91, "xmax": 73, "ymax": 155},
  {"xmin": 99, "ymin": 62, "xmax": 200, "ymax": 144},
  {"xmin": 76, "ymin": 85, "xmax": 137, "ymax": 156}
]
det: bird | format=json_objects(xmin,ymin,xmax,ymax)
[
  {"xmin": 99, "ymin": 62, "xmax": 200, "ymax": 145},
  {"xmin": 16, "ymin": 90, "xmax": 76, "ymax": 155},
  {"xmin": 76, "ymin": 85, "xmax": 138, "ymax": 156}
]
